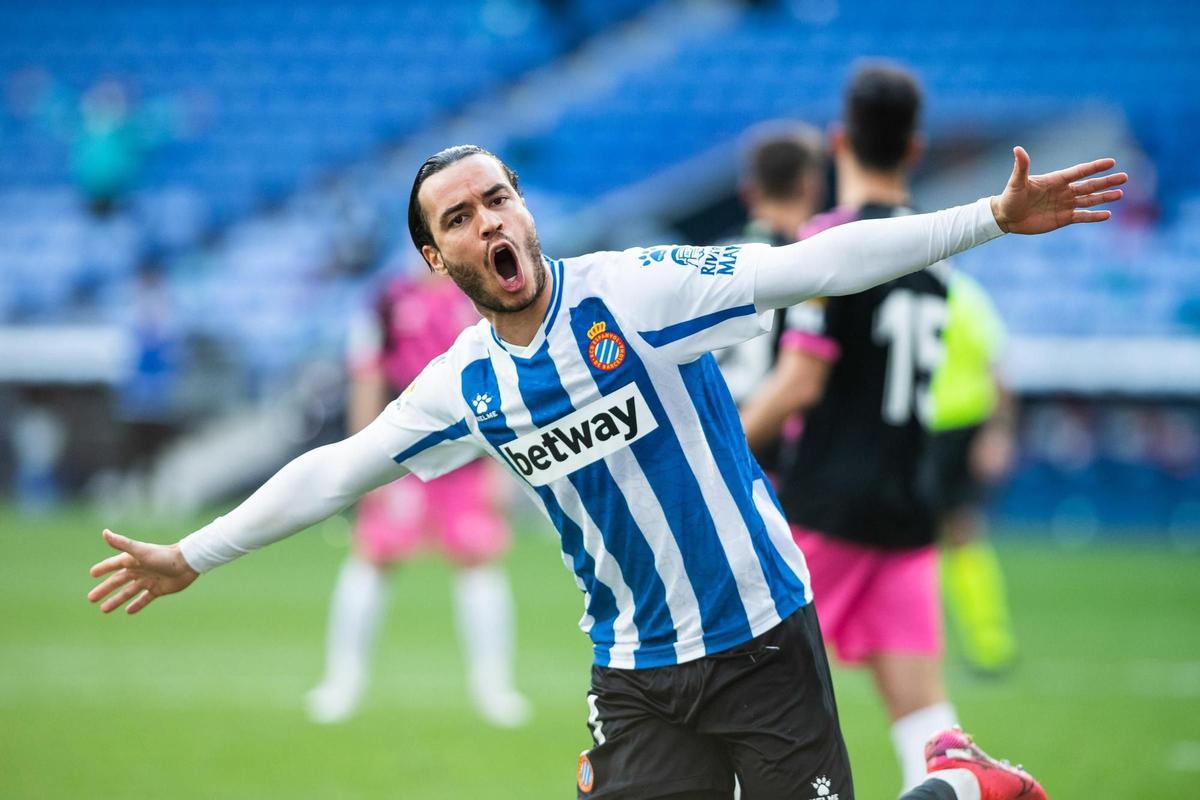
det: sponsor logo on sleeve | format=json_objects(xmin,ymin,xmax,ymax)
[
  {"xmin": 501, "ymin": 382, "xmax": 657, "ymax": 486},
  {"xmin": 638, "ymin": 245, "xmax": 742, "ymax": 276},
  {"xmin": 638, "ymin": 248, "xmax": 668, "ymax": 267}
]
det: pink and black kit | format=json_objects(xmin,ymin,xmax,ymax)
[{"xmin": 347, "ymin": 276, "xmax": 509, "ymax": 565}]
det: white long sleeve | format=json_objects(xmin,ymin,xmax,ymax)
[
  {"xmin": 178, "ymin": 416, "xmax": 409, "ymax": 573},
  {"xmin": 752, "ymin": 197, "xmax": 1004, "ymax": 310},
  {"xmin": 175, "ymin": 199, "xmax": 1003, "ymax": 573}
]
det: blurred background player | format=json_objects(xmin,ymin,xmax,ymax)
[
  {"xmin": 925, "ymin": 272, "xmax": 1019, "ymax": 674},
  {"xmin": 714, "ymin": 121, "xmax": 825, "ymax": 406},
  {"xmin": 737, "ymin": 120, "xmax": 826, "ymax": 249},
  {"xmin": 739, "ymin": 62, "xmax": 962, "ymax": 791},
  {"xmin": 306, "ymin": 263, "xmax": 528, "ymax": 728}
]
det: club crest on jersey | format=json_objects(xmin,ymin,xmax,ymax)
[
  {"xmin": 587, "ymin": 321, "xmax": 626, "ymax": 371},
  {"xmin": 577, "ymin": 753, "xmax": 595, "ymax": 793}
]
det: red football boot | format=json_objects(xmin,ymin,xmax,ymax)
[{"xmin": 925, "ymin": 727, "xmax": 1047, "ymax": 800}]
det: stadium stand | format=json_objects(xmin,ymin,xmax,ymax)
[
  {"xmin": 3, "ymin": 0, "xmax": 1197, "ymax": 355},
  {"xmin": 1, "ymin": 0, "xmax": 1197, "ymax": 527},
  {"xmin": 0, "ymin": 0, "xmax": 647, "ymax": 326}
]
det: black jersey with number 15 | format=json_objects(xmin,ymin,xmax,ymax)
[{"xmin": 776, "ymin": 203, "xmax": 949, "ymax": 549}]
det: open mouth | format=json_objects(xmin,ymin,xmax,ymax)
[{"xmin": 491, "ymin": 243, "xmax": 520, "ymax": 284}]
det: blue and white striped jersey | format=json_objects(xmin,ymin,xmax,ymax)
[{"xmin": 377, "ymin": 245, "xmax": 812, "ymax": 669}]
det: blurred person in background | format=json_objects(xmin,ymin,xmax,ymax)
[
  {"xmin": 740, "ymin": 62, "xmax": 971, "ymax": 791},
  {"xmin": 10, "ymin": 397, "xmax": 66, "ymax": 512},
  {"xmin": 306, "ymin": 260, "xmax": 528, "ymax": 727},
  {"xmin": 118, "ymin": 258, "xmax": 184, "ymax": 472},
  {"xmin": 924, "ymin": 272, "xmax": 1019, "ymax": 675},
  {"xmin": 737, "ymin": 121, "xmax": 826, "ymax": 249},
  {"xmin": 10, "ymin": 71, "xmax": 191, "ymax": 216},
  {"xmin": 714, "ymin": 122, "xmax": 825, "ymax": 406}
]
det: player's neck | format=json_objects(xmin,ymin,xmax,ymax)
[
  {"xmin": 837, "ymin": 157, "xmax": 910, "ymax": 209},
  {"xmin": 482, "ymin": 267, "xmax": 554, "ymax": 348},
  {"xmin": 750, "ymin": 200, "xmax": 812, "ymax": 244}
]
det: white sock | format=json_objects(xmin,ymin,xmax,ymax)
[
  {"xmin": 320, "ymin": 555, "xmax": 387, "ymax": 691},
  {"xmin": 928, "ymin": 768, "xmax": 981, "ymax": 800},
  {"xmin": 892, "ymin": 701, "xmax": 958, "ymax": 791},
  {"xmin": 454, "ymin": 564, "xmax": 519, "ymax": 697}
]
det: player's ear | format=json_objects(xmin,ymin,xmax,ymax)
[
  {"xmin": 423, "ymin": 245, "xmax": 446, "ymax": 276},
  {"xmin": 828, "ymin": 124, "xmax": 846, "ymax": 156},
  {"xmin": 739, "ymin": 182, "xmax": 760, "ymax": 211},
  {"xmin": 802, "ymin": 171, "xmax": 824, "ymax": 213},
  {"xmin": 830, "ymin": 123, "xmax": 859, "ymax": 160},
  {"xmin": 905, "ymin": 133, "xmax": 925, "ymax": 168}
]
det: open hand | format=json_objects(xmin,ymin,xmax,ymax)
[
  {"xmin": 87, "ymin": 529, "xmax": 198, "ymax": 614},
  {"xmin": 990, "ymin": 146, "xmax": 1127, "ymax": 234}
]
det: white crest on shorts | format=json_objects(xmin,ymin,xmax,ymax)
[{"xmin": 810, "ymin": 776, "xmax": 838, "ymax": 800}]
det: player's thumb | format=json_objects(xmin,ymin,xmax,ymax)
[
  {"xmin": 103, "ymin": 528, "xmax": 145, "ymax": 557},
  {"xmin": 1009, "ymin": 146, "xmax": 1030, "ymax": 188}
]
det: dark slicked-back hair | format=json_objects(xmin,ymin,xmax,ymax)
[
  {"xmin": 740, "ymin": 121, "xmax": 825, "ymax": 201},
  {"xmin": 407, "ymin": 144, "xmax": 522, "ymax": 261},
  {"xmin": 844, "ymin": 63, "xmax": 922, "ymax": 172}
]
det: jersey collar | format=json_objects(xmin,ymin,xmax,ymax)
[{"xmin": 488, "ymin": 255, "xmax": 565, "ymax": 359}]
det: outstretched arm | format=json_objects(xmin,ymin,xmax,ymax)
[
  {"xmin": 753, "ymin": 148, "xmax": 1126, "ymax": 309},
  {"xmin": 87, "ymin": 416, "xmax": 408, "ymax": 614}
]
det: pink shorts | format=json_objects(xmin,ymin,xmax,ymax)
[
  {"xmin": 790, "ymin": 526, "xmax": 942, "ymax": 664},
  {"xmin": 354, "ymin": 461, "xmax": 509, "ymax": 566}
]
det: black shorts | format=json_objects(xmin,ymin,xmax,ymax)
[
  {"xmin": 577, "ymin": 604, "xmax": 853, "ymax": 799},
  {"xmin": 922, "ymin": 424, "xmax": 987, "ymax": 516}
]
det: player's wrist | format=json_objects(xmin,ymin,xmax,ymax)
[
  {"xmin": 178, "ymin": 518, "xmax": 242, "ymax": 574},
  {"xmin": 988, "ymin": 195, "xmax": 1011, "ymax": 233},
  {"xmin": 170, "ymin": 543, "xmax": 201, "ymax": 580}
]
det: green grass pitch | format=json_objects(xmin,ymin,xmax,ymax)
[{"xmin": 2, "ymin": 505, "xmax": 1198, "ymax": 798}]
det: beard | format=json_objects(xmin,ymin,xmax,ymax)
[{"xmin": 441, "ymin": 230, "xmax": 548, "ymax": 314}]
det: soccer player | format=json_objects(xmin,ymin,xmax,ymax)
[
  {"xmin": 89, "ymin": 141, "xmax": 1122, "ymax": 798},
  {"xmin": 737, "ymin": 121, "xmax": 826, "ymax": 249},
  {"xmin": 737, "ymin": 63, "xmax": 1015, "ymax": 791},
  {"xmin": 306, "ymin": 266, "xmax": 528, "ymax": 727},
  {"xmin": 926, "ymin": 272, "xmax": 1019, "ymax": 675}
]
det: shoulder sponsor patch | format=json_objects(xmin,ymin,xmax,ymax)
[
  {"xmin": 502, "ymin": 382, "xmax": 658, "ymax": 486},
  {"xmin": 638, "ymin": 244, "xmax": 742, "ymax": 276}
]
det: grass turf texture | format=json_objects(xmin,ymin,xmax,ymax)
[{"xmin": 3, "ymin": 505, "xmax": 1198, "ymax": 799}]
